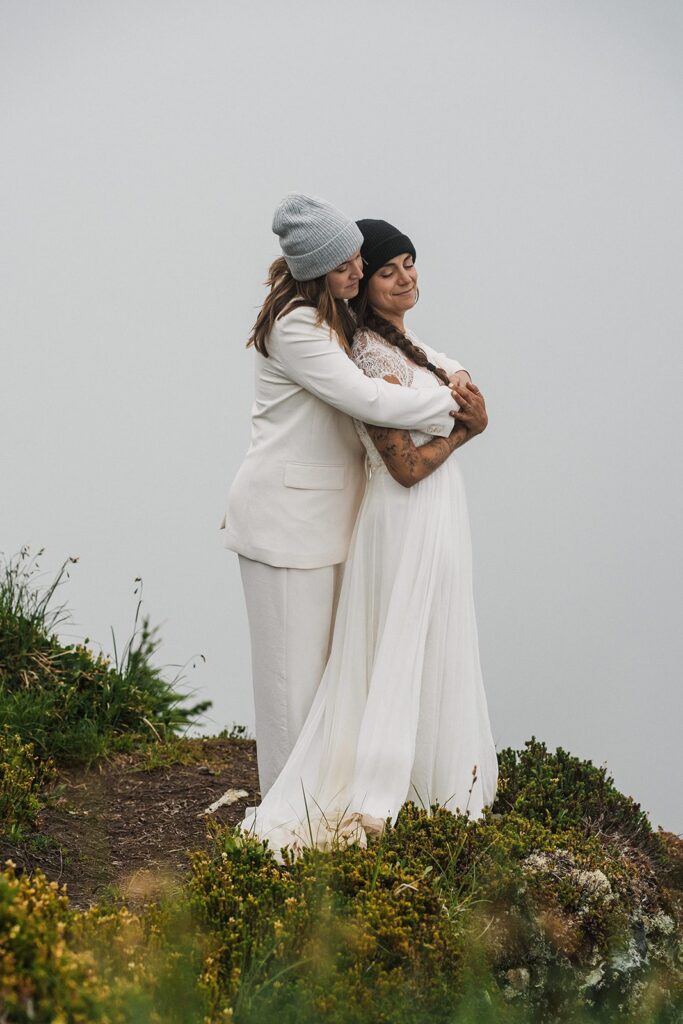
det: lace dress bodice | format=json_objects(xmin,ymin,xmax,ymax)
[{"xmin": 351, "ymin": 329, "xmax": 436, "ymax": 474}]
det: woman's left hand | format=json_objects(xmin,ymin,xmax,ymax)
[{"xmin": 451, "ymin": 380, "xmax": 488, "ymax": 436}]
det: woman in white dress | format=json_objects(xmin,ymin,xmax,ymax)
[{"xmin": 240, "ymin": 218, "xmax": 498, "ymax": 858}]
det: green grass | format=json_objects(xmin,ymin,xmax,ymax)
[
  {"xmin": 122, "ymin": 735, "xmax": 211, "ymax": 772},
  {"xmin": 0, "ymin": 548, "xmax": 211, "ymax": 766}
]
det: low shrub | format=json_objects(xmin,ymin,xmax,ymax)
[
  {"xmin": 186, "ymin": 803, "xmax": 683, "ymax": 1024},
  {"xmin": 493, "ymin": 737, "xmax": 656, "ymax": 852},
  {"xmin": 0, "ymin": 861, "xmax": 114, "ymax": 1022},
  {"xmin": 0, "ymin": 728, "xmax": 56, "ymax": 840},
  {"xmin": 188, "ymin": 827, "xmax": 471, "ymax": 1023},
  {"xmin": 0, "ymin": 861, "xmax": 210, "ymax": 1024}
]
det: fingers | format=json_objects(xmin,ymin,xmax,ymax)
[
  {"xmin": 451, "ymin": 381, "xmax": 486, "ymax": 432},
  {"xmin": 453, "ymin": 380, "xmax": 481, "ymax": 396},
  {"xmin": 453, "ymin": 382, "xmax": 485, "ymax": 415},
  {"xmin": 453, "ymin": 398, "xmax": 485, "ymax": 422},
  {"xmin": 452, "ymin": 377, "xmax": 481, "ymax": 391}
]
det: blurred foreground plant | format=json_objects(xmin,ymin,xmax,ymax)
[{"xmin": 0, "ymin": 861, "xmax": 211, "ymax": 1023}]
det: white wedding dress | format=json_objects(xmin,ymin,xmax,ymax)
[{"xmin": 240, "ymin": 329, "xmax": 498, "ymax": 860}]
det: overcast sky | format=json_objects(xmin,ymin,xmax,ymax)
[{"xmin": 2, "ymin": 1, "xmax": 681, "ymax": 833}]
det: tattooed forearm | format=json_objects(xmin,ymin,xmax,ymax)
[
  {"xmin": 365, "ymin": 424, "xmax": 469, "ymax": 488},
  {"xmin": 364, "ymin": 372, "xmax": 470, "ymax": 487}
]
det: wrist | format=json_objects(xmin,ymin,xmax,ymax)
[{"xmin": 447, "ymin": 426, "xmax": 468, "ymax": 451}]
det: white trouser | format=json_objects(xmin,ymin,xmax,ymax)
[{"xmin": 238, "ymin": 555, "xmax": 342, "ymax": 797}]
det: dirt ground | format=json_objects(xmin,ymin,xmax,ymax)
[{"xmin": 0, "ymin": 737, "xmax": 261, "ymax": 910}]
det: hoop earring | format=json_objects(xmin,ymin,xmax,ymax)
[{"xmin": 414, "ymin": 287, "xmax": 420, "ymax": 305}]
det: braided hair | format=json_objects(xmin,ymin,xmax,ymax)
[{"xmin": 351, "ymin": 288, "xmax": 450, "ymax": 387}]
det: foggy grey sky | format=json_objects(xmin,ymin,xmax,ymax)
[{"xmin": 2, "ymin": 1, "xmax": 682, "ymax": 833}]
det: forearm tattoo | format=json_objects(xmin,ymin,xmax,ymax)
[{"xmin": 365, "ymin": 426, "xmax": 465, "ymax": 486}]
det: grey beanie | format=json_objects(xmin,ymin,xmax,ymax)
[{"xmin": 272, "ymin": 193, "xmax": 363, "ymax": 281}]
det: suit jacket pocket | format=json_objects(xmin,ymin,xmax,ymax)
[{"xmin": 284, "ymin": 462, "xmax": 346, "ymax": 490}]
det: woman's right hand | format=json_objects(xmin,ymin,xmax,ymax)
[{"xmin": 451, "ymin": 381, "xmax": 488, "ymax": 436}]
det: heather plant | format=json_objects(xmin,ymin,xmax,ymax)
[
  {"xmin": 0, "ymin": 749, "xmax": 681, "ymax": 1024},
  {"xmin": 188, "ymin": 826, "xmax": 472, "ymax": 1022},
  {"xmin": 0, "ymin": 549, "xmax": 211, "ymax": 764},
  {"xmin": 0, "ymin": 862, "xmax": 112, "ymax": 1023},
  {"xmin": 0, "ymin": 861, "xmax": 211, "ymax": 1024},
  {"xmin": 0, "ymin": 728, "xmax": 56, "ymax": 840},
  {"xmin": 493, "ymin": 737, "xmax": 657, "ymax": 853},
  {"xmin": 186, "ymin": 803, "xmax": 683, "ymax": 1024}
]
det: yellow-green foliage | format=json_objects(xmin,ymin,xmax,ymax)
[
  {"xmin": 0, "ymin": 862, "xmax": 211, "ymax": 1023},
  {"xmin": 188, "ymin": 825, "xmax": 470, "ymax": 1022},
  {"xmin": 185, "ymin": 806, "xmax": 683, "ymax": 1024},
  {"xmin": 0, "ymin": 862, "xmax": 113, "ymax": 1022},
  {"xmin": 493, "ymin": 738, "xmax": 655, "ymax": 851},
  {"xmin": 0, "ymin": 743, "xmax": 681, "ymax": 1023},
  {"xmin": 0, "ymin": 727, "xmax": 56, "ymax": 839}
]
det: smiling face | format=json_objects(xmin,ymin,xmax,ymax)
[
  {"xmin": 325, "ymin": 251, "xmax": 363, "ymax": 299},
  {"xmin": 366, "ymin": 252, "xmax": 418, "ymax": 321}
]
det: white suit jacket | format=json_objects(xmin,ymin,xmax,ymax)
[{"xmin": 220, "ymin": 305, "xmax": 467, "ymax": 569}]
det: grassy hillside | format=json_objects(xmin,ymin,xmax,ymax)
[
  {"xmin": 0, "ymin": 549, "xmax": 210, "ymax": 767},
  {"xmin": 0, "ymin": 551, "xmax": 681, "ymax": 1023}
]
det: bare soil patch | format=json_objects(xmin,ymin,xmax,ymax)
[{"xmin": 0, "ymin": 737, "xmax": 260, "ymax": 909}]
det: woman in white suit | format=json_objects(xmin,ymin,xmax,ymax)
[{"xmin": 221, "ymin": 194, "xmax": 469, "ymax": 796}]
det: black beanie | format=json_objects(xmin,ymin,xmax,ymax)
[{"xmin": 356, "ymin": 218, "xmax": 417, "ymax": 287}]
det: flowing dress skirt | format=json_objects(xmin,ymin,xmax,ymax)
[{"xmin": 240, "ymin": 452, "xmax": 498, "ymax": 859}]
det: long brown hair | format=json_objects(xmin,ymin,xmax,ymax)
[
  {"xmin": 248, "ymin": 257, "xmax": 356, "ymax": 356},
  {"xmin": 349, "ymin": 287, "xmax": 450, "ymax": 387}
]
